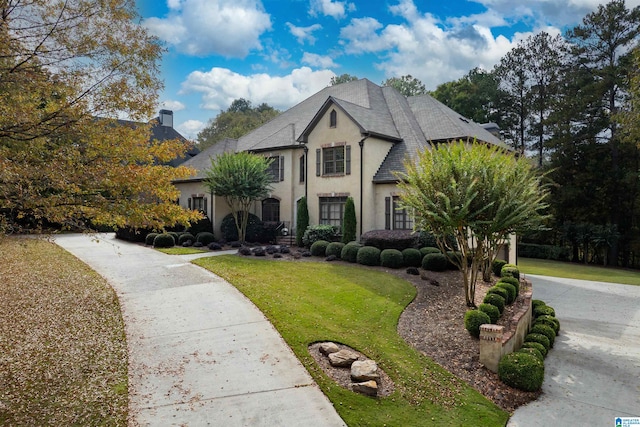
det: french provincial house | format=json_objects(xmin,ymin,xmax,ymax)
[{"xmin": 173, "ymin": 79, "xmax": 515, "ymax": 260}]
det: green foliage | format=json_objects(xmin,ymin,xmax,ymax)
[
  {"xmin": 196, "ymin": 232, "xmax": 216, "ymax": 245},
  {"xmin": 310, "ymin": 240, "xmax": 330, "ymax": 257},
  {"xmin": 420, "ymin": 247, "xmax": 442, "ymax": 256},
  {"xmin": 145, "ymin": 232, "xmax": 159, "ymax": 246},
  {"xmin": 421, "ymin": 253, "xmax": 448, "ymax": 272},
  {"xmin": 296, "ymin": 197, "xmax": 309, "ymax": 247},
  {"xmin": 464, "ymin": 310, "xmax": 491, "ymax": 338},
  {"xmin": 330, "ymin": 74, "xmax": 359, "ymax": 85},
  {"xmin": 495, "ymin": 282, "xmax": 516, "ymax": 304},
  {"xmin": 178, "ymin": 233, "xmax": 195, "ymax": 245},
  {"xmin": 302, "ymin": 225, "xmax": 338, "ymax": 247},
  {"xmin": 417, "ymin": 231, "xmax": 458, "ymax": 251},
  {"xmin": 445, "ymin": 250, "xmax": 463, "ymax": 270},
  {"xmin": 478, "ymin": 303, "xmax": 501, "ymax": 324},
  {"xmin": 534, "ymin": 305, "xmax": 556, "ymax": 318},
  {"xmin": 325, "ymin": 242, "xmax": 345, "ymax": 258},
  {"xmin": 153, "ymin": 233, "xmax": 175, "ymax": 248},
  {"xmin": 525, "ymin": 333, "xmax": 551, "ymax": 351},
  {"xmin": 521, "ymin": 341, "xmax": 548, "ymax": 358},
  {"xmin": 498, "ymin": 352, "xmax": 544, "ymax": 392},
  {"xmin": 518, "ymin": 243, "xmax": 569, "ymax": 260},
  {"xmin": 491, "ymin": 259, "xmax": 508, "ymax": 277},
  {"xmin": 188, "ymin": 216, "xmax": 213, "ymax": 235},
  {"xmin": 501, "ymin": 264, "xmax": 520, "ymax": 279},
  {"xmin": 486, "ymin": 286, "xmax": 509, "ymax": 302},
  {"xmin": 382, "ymin": 75, "xmax": 427, "ymax": 97},
  {"xmin": 518, "ymin": 347, "xmax": 544, "ymax": 362},
  {"xmin": 380, "ymin": 249, "xmax": 404, "ymax": 269},
  {"xmin": 530, "ymin": 324, "xmax": 556, "ymax": 348},
  {"xmin": 401, "ymin": 248, "xmax": 423, "ymax": 268},
  {"xmin": 497, "ymin": 277, "xmax": 520, "ymax": 297},
  {"xmin": 203, "ymin": 152, "xmax": 273, "ymax": 242},
  {"xmin": 221, "ymin": 212, "xmax": 263, "ymax": 242},
  {"xmin": 340, "ymin": 243, "xmax": 361, "ymax": 263},
  {"xmin": 536, "ymin": 315, "xmax": 560, "ymax": 334},
  {"xmin": 356, "ymin": 246, "xmax": 381, "ymax": 266},
  {"xmin": 483, "ymin": 293, "xmax": 506, "ymax": 313},
  {"xmin": 531, "ymin": 299, "xmax": 546, "ymax": 310},
  {"xmin": 342, "ymin": 197, "xmax": 357, "ymax": 244}
]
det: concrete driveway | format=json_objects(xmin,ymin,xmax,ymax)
[{"xmin": 508, "ymin": 275, "xmax": 640, "ymax": 426}]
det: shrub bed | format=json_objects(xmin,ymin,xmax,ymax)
[
  {"xmin": 498, "ymin": 352, "xmax": 544, "ymax": 392},
  {"xmin": 530, "ymin": 324, "xmax": 555, "ymax": 348},
  {"xmin": 486, "ymin": 286, "xmax": 509, "ymax": 302},
  {"xmin": 419, "ymin": 247, "xmax": 441, "ymax": 256},
  {"xmin": 401, "ymin": 248, "xmax": 422, "ymax": 268},
  {"xmin": 518, "ymin": 243, "xmax": 569, "ymax": 260},
  {"xmin": 422, "ymin": 253, "xmax": 448, "ymax": 272},
  {"xmin": 356, "ymin": 246, "xmax": 381, "ymax": 266},
  {"xmin": 483, "ymin": 293, "xmax": 505, "ymax": 314},
  {"xmin": 478, "ymin": 303, "xmax": 500, "ymax": 324},
  {"xmin": 535, "ymin": 315, "xmax": 560, "ymax": 334},
  {"xmin": 302, "ymin": 225, "xmax": 338, "ymax": 247},
  {"xmin": 498, "ymin": 277, "xmax": 520, "ymax": 297},
  {"xmin": 380, "ymin": 249, "xmax": 404, "ymax": 269},
  {"xmin": 500, "ymin": 264, "xmax": 520, "ymax": 279},
  {"xmin": 341, "ymin": 244, "xmax": 360, "ymax": 263},
  {"xmin": 178, "ymin": 233, "xmax": 195, "ymax": 245},
  {"xmin": 525, "ymin": 333, "xmax": 550, "ymax": 351},
  {"xmin": 325, "ymin": 242, "xmax": 345, "ymax": 258},
  {"xmin": 495, "ymin": 282, "xmax": 516, "ymax": 304},
  {"xmin": 145, "ymin": 232, "xmax": 159, "ymax": 246},
  {"xmin": 518, "ymin": 347, "xmax": 544, "ymax": 362},
  {"xmin": 534, "ymin": 305, "xmax": 556, "ymax": 318},
  {"xmin": 196, "ymin": 232, "xmax": 216, "ymax": 245},
  {"xmin": 521, "ymin": 341, "xmax": 548, "ymax": 358},
  {"xmin": 310, "ymin": 240, "xmax": 330, "ymax": 257},
  {"xmin": 464, "ymin": 309, "xmax": 491, "ymax": 338},
  {"xmin": 153, "ymin": 233, "xmax": 175, "ymax": 248}
]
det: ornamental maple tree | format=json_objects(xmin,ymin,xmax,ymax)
[{"xmin": 0, "ymin": 0, "xmax": 200, "ymax": 232}]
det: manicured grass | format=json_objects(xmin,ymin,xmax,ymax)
[
  {"xmin": 156, "ymin": 247, "xmax": 208, "ymax": 255},
  {"xmin": 0, "ymin": 238, "xmax": 128, "ymax": 425},
  {"xmin": 194, "ymin": 256, "xmax": 508, "ymax": 426},
  {"xmin": 518, "ymin": 257, "xmax": 640, "ymax": 286}
]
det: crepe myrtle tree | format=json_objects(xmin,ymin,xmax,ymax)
[
  {"xmin": 396, "ymin": 141, "xmax": 549, "ymax": 307},
  {"xmin": 203, "ymin": 152, "xmax": 273, "ymax": 243}
]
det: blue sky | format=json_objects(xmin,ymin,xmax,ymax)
[{"xmin": 135, "ymin": 0, "xmax": 637, "ymax": 139}]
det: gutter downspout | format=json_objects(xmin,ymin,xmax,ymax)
[
  {"xmin": 358, "ymin": 134, "xmax": 369, "ymax": 238},
  {"xmin": 303, "ymin": 145, "xmax": 308, "ymax": 199}
]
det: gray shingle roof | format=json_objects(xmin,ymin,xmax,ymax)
[{"xmin": 177, "ymin": 138, "xmax": 237, "ymax": 180}]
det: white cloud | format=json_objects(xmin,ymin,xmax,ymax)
[
  {"xmin": 160, "ymin": 100, "xmax": 186, "ymax": 111},
  {"xmin": 309, "ymin": 0, "xmax": 355, "ymax": 20},
  {"xmin": 180, "ymin": 67, "xmax": 336, "ymax": 111},
  {"xmin": 142, "ymin": 0, "xmax": 271, "ymax": 57},
  {"xmin": 302, "ymin": 52, "xmax": 338, "ymax": 68},
  {"xmin": 287, "ymin": 22, "xmax": 323, "ymax": 45},
  {"xmin": 176, "ymin": 119, "xmax": 205, "ymax": 140}
]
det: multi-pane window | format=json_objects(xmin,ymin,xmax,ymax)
[
  {"xmin": 323, "ymin": 146, "xmax": 344, "ymax": 175},
  {"xmin": 262, "ymin": 198, "xmax": 280, "ymax": 223},
  {"xmin": 393, "ymin": 197, "xmax": 413, "ymax": 230},
  {"xmin": 319, "ymin": 197, "xmax": 347, "ymax": 227},
  {"xmin": 189, "ymin": 196, "xmax": 207, "ymax": 214},
  {"xmin": 267, "ymin": 156, "xmax": 283, "ymax": 182}
]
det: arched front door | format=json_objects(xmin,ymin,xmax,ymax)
[{"xmin": 262, "ymin": 198, "xmax": 280, "ymax": 223}]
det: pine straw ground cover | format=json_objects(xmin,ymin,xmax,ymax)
[{"xmin": 0, "ymin": 237, "xmax": 128, "ymax": 425}]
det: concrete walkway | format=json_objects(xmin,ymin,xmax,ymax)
[
  {"xmin": 54, "ymin": 234, "xmax": 345, "ymax": 427},
  {"xmin": 508, "ymin": 275, "xmax": 640, "ymax": 426}
]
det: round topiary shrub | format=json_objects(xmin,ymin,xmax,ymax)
[
  {"xmin": 145, "ymin": 232, "xmax": 159, "ymax": 246},
  {"xmin": 208, "ymin": 242, "xmax": 222, "ymax": 250},
  {"xmin": 486, "ymin": 286, "xmax": 509, "ymax": 302},
  {"xmin": 168, "ymin": 231, "xmax": 180, "ymax": 243},
  {"xmin": 381, "ymin": 249, "xmax": 404, "ymax": 269},
  {"xmin": 445, "ymin": 250, "xmax": 462, "ymax": 270},
  {"xmin": 518, "ymin": 347, "xmax": 544, "ymax": 362},
  {"xmin": 238, "ymin": 246, "xmax": 251, "ymax": 256},
  {"xmin": 536, "ymin": 315, "xmax": 560, "ymax": 334},
  {"xmin": 501, "ymin": 264, "xmax": 520, "ymax": 280},
  {"xmin": 531, "ymin": 299, "xmax": 546, "ymax": 310},
  {"xmin": 221, "ymin": 212, "xmax": 263, "ymax": 242},
  {"xmin": 478, "ymin": 303, "xmax": 500, "ymax": 324},
  {"xmin": 196, "ymin": 232, "xmax": 216, "ymax": 245},
  {"xmin": 464, "ymin": 309, "xmax": 491, "ymax": 338},
  {"xmin": 153, "ymin": 233, "xmax": 175, "ymax": 248},
  {"xmin": 498, "ymin": 277, "xmax": 520, "ymax": 297},
  {"xmin": 341, "ymin": 244, "xmax": 360, "ymax": 263},
  {"xmin": 178, "ymin": 233, "xmax": 195, "ymax": 245},
  {"xmin": 483, "ymin": 293, "xmax": 506, "ymax": 314},
  {"xmin": 495, "ymin": 282, "xmax": 516, "ymax": 304},
  {"xmin": 525, "ymin": 333, "xmax": 551, "ymax": 351},
  {"xmin": 530, "ymin": 323, "xmax": 555, "ymax": 348},
  {"xmin": 521, "ymin": 341, "xmax": 548, "ymax": 358},
  {"xmin": 402, "ymin": 248, "xmax": 423, "ymax": 268},
  {"xmin": 422, "ymin": 253, "xmax": 448, "ymax": 272},
  {"xmin": 325, "ymin": 242, "xmax": 345, "ymax": 258},
  {"xmin": 420, "ymin": 247, "xmax": 441, "ymax": 256},
  {"xmin": 492, "ymin": 259, "xmax": 508, "ymax": 277},
  {"xmin": 310, "ymin": 240, "xmax": 330, "ymax": 257},
  {"xmin": 534, "ymin": 305, "xmax": 556, "ymax": 318},
  {"xmin": 498, "ymin": 352, "xmax": 544, "ymax": 391},
  {"xmin": 357, "ymin": 246, "xmax": 381, "ymax": 266}
]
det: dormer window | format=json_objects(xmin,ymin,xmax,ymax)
[{"xmin": 329, "ymin": 109, "xmax": 337, "ymax": 128}]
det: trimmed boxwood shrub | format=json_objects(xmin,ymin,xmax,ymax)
[
  {"xmin": 492, "ymin": 259, "xmax": 508, "ymax": 277},
  {"xmin": 495, "ymin": 282, "xmax": 516, "ymax": 304},
  {"xmin": 221, "ymin": 212, "xmax": 264, "ymax": 242},
  {"xmin": 532, "ymin": 299, "xmax": 546, "ymax": 310},
  {"xmin": 525, "ymin": 333, "xmax": 551, "ymax": 351},
  {"xmin": 341, "ymin": 244, "xmax": 360, "ymax": 263},
  {"xmin": 498, "ymin": 277, "xmax": 520, "ymax": 297},
  {"xmin": 483, "ymin": 293, "xmax": 506, "ymax": 314},
  {"xmin": 534, "ymin": 305, "xmax": 556, "ymax": 318},
  {"xmin": 357, "ymin": 246, "xmax": 381, "ymax": 266},
  {"xmin": 530, "ymin": 324, "xmax": 555, "ymax": 347},
  {"xmin": 208, "ymin": 242, "xmax": 222, "ymax": 250},
  {"xmin": 536, "ymin": 315, "xmax": 560, "ymax": 334},
  {"xmin": 153, "ymin": 233, "xmax": 175, "ymax": 248},
  {"xmin": 501, "ymin": 264, "xmax": 520, "ymax": 280},
  {"xmin": 196, "ymin": 232, "xmax": 216, "ymax": 245},
  {"xmin": 188, "ymin": 216, "xmax": 213, "ymax": 236},
  {"xmin": 168, "ymin": 231, "xmax": 180, "ymax": 243},
  {"xmin": 518, "ymin": 347, "xmax": 544, "ymax": 362},
  {"xmin": 420, "ymin": 247, "xmax": 441, "ymax": 256},
  {"xmin": 417, "ymin": 230, "xmax": 458, "ymax": 250},
  {"xmin": 521, "ymin": 341, "xmax": 548, "ymax": 358},
  {"xmin": 422, "ymin": 253, "xmax": 448, "ymax": 272},
  {"xmin": 302, "ymin": 225, "xmax": 338, "ymax": 247},
  {"xmin": 445, "ymin": 251, "xmax": 462, "ymax": 270},
  {"xmin": 498, "ymin": 352, "xmax": 544, "ymax": 391},
  {"xmin": 178, "ymin": 233, "xmax": 195, "ymax": 245},
  {"xmin": 478, "ymin": 303, "xmax": 500, "ymax": 324},
  {"xmin": 310, "ymin": 240, "xmax": 330, "ymax": 257},
  {"xmin": 360, "ymin": 229, "xmax": 418, "ymax": 250},
  {"xmin": 486, "ymin": 286, "xmax": 509, "ymax": 302},
  {"xmin": 464, "ymin": 309, "xmax": 491, "ymax": 338},
  {"xmin": 402, "ymin": 248, "xmax": 422, "ymax": 268},
  {"xmin": 381, "ymin": 249, "xmax": 404, "ymax": 269},
  {"xmin": 145, "ymin": 232, "xmax": 159, "ymax": 246},
  {"xmin": 325, "ymin": 242, "xmax": 345, "ymax": 258}
]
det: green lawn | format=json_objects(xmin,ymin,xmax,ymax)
[
  {"xmin": 194, "ymin": 256, "xmax": 508, "ymax": 427},
  {"xmin": 518, "ymin": 257, "xmax": 640, "ymax": 286},
  {"xmin": 156, "ymin": 247, "xmax": 208, "ymax": 255}
]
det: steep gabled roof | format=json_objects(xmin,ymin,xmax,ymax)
[{"xmin": 178, "ymin": 138, "xmax": 237, "ymax": 180}]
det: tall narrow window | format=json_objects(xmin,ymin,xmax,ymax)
[
  {"xmin": 319, "ymin": 197, "xmax": 347, "ymax": 227},
  {"xmin": 393, "ymin": 196, "xmax": 413, "ymax": 230},
  {"xmin": 299, "ymin": 154, "xmax": 305, "ymax": 182},
  {"xmin": 329, "ymin": 109, "xmax": 337, "ymax": 128},
  {"xmin": 266, "ymin": 156, "xmax": 284, "ymax": 182}
]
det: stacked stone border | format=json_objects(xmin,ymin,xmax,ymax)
[{"xmin": 479, "ymin": 279, "xmax": 533, "ymax": 372}]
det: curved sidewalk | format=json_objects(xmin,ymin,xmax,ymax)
[{"xmin": 54, "ymin": 234, "xmax": 345, "ymax": 427}]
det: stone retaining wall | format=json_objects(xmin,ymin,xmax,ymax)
[{"xmin": 479, "ymin": 279, "xmax": 533, "ymax": 372}]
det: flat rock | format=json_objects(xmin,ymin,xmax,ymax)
[
  {"xmin": 351, "ymin": 359, "xmax": 379, "ymax": 382},
  {"xmin": 328, "ymin": 349, "xmax": 359, "ymax": 367},
  {"xmin": 351, "ymin": 380, "xmax": 378, "ymax": 396},
  {"xmin": 319, "ymin": 342, "xmax": 340, "ymax": 356}
]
